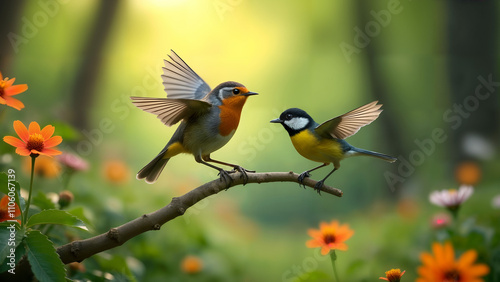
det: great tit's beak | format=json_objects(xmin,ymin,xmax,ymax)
[{"xmin": 270, "ymin": 118, "xmax": 282, "ymax": 123}]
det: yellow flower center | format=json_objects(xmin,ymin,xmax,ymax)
[
  {"xmin": 385, "ymin": 269, "xmax": 403, "ymax": 281},
  {"xmin": 443, "ymin": 269, "xmax": 460, "ymax": 282},
  {"xmin": 27, "ymin": 133, "xmax": 45, "ymax": 153},
  {"xmin": 323, "ymin": 233, "xmax": 336, "ymax": 244},
  {"xmin": 448, "ymin": 189, "xmax": 457, "ymax": 194}
]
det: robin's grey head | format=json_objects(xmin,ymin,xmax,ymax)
[{"xmin": 210, "ymin": 81, "xmax": 258, "ymax": 102}]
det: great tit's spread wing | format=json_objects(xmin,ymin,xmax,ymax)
[
  {"xmin": 315, "ymin": 101, "xmax": 383, "ymax": 139},
  {"xmin": 131, "ymin": 97, "xmax": 211, "ymax": 126},
  {"xmin": 162, "ymin": 50, "xmax": 212, "ymax": 100}
]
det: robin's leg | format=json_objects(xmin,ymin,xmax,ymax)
[
  {"xmin": 202, "ymin": 155, "xmax": 254, "ymax": 185},
  {"xmin": 195, "ymin": 155, "xmax": 232, "ymax": 188},
  {"xmin": 298, "ymin": 163, "xmax": 328, "ymax": 188}
]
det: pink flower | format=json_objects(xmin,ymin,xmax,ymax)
[
  {"xmin": 58, "ymin": 152, "xmax": 89, "ymax": 171},
  {"xmin": 431, "ymin": 213, "xmax": 451, "ymax": 229},
  {"xmin": 429, "ymin": 185, "xmax": 473, "ymax": 210}
]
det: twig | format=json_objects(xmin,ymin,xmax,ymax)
[{"xmin": 56, "ymin": 171, "xmax": 342, "ymax": 264}]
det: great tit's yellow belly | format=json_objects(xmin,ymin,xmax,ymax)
[{"xmin": 290, "ymin": 130, "xmax": 344, "ymax": 163}]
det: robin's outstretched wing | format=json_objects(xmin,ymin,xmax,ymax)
[
  {"xmin": 162, "ymin": 50, "xmax": 212, "ymax": 100},
  {"xmin": 130, "ymin": 97, "xmax": 211, "ymax": 126},
  {"xmin": 315, "ymin": 101, "xmax": 383, "ymax": 139}
]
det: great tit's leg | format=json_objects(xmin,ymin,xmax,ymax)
[
  {"xmin": 202, "ymin": 155, "xmax": 254, "ymax": 185},
  {"xmin": 195, "ymin": 155, "xmax": 232, "ymax": 188},
  {"xmin": 298, "ymin": 163, "xmax": 328, "ymax": 188},
  {"xmin": 314, "ymin": 164, "xmax": 339, "ymax": 194}
]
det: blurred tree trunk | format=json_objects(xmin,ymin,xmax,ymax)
[
  {"xmin": 70, "ymin": 0, "xmax": 121, "ymax": 130},
  {"xmin": 446, "ymin": 0, "xmax": 498, "ymax": 163},
  {"xmin": 0, "ymin": 1, "xmax": 26, "ymax": 71},
  {"xmin": 355, "ymin": 0, "xmax": 405, "ymax": 197}
]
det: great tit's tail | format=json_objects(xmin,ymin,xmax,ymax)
[
  {"xmin": 137, "ymin": 151, "xmax": 170, "ymax": 184},
  {"xmin": 350, "ymin": 147, "xmax": 397, "ymax": 163}
]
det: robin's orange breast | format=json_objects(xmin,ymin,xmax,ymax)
[{"xmin": 217, "ymin": 96, "xmax": 249, "ymax": 136}]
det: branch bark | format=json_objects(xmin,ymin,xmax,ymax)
[{"xmin": 56, "ymin": 171, "xmax": 342, "ymax": 264}]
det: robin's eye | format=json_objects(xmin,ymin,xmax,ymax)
[
  {"xmin": 285, "ymin": 114, "xmax": 293, "ymax": 120},
  {"xmin": 232, "ymin": 88, "xmax": 240, "ymax": 95}
]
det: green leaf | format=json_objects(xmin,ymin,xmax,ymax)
[
  {"xmin": 0, "ymin": 240, "xmax": 26, "ymax": 273},
  {"xmin": 0, "ymin": 222, "xmax": 25, "ymax": 266},
  {"xmin": 24, "ymin": 230, "xmax": 66, "ymax": 282},
  {"xmin": 26, "ymin": 210, "xmax": 88, "ymax": 231},
  {"xmin": 32, "ymin": 191, "xmax": 57, "ymax": 210}
]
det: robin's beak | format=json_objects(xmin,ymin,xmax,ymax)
[
  {"xmin": 243, "ymin": 91, "xmax": 258, "ymax": 96},
  {"xmin": 270, "ymin": 118, "xmax": 282, "ymax": 123}
]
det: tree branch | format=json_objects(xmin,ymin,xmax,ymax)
[{"xmin": 56, "ymin": 171, "xmax": 342, "ymax": 264}]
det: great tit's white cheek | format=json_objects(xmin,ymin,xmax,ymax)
[{"xmin": 284, "ymin": 117, "xmax": 309, "ymax": 130}]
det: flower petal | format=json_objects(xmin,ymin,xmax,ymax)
[
  {"xmin": 0, "ymin": 72, "xmax": 3, "ymax": 80},
  {"xmin": 306, "ymin": 240, "xmax": 321, "ymax": 248},
  {"xmin": 28, "ymin": 121, "xmax": 41, "ymax": 135},
  {"xmin": 457, "ymin": 250, "xmax": 477, "ymax": 268},
  {"xmin": 4, "ymin": 84, "xmax": 28, "ymax": 96},
  {"xmin": 467, "ymin": 264, "xmax": 490, "ymax": 277},
  {"xmin": 16, "ymin": 147, "xmax": 31, "ymax": 156},
  {"xmin": 5, "ymin": 78, "xmax": 15, "ymax": 87},
  {"xmin": 3, "ymin": 136, "xmax": 25, "ymax": 148},
  {"xmin": 0, "ymin": 196, "xmax": 9, "ymax": 211},
  {"xmin": 13, "ymin": 120, "xmax": 29, "ymax": 142},
  {"xmin": 0, "ymin": 96, "xmax": 6, "ymax": 104},
  {"xmin": 40, "ymin": 148, "xmax": 62, "ymax": 156},
  {"xmin": 320, "ymin": 246, "xmax": 330, "ymax": 255},
  {"xmin": 40, "ymin": 125, "xmax": 55, "ymax": 140},
  {"xmin": 44, "ymin": 136, "xmax": 62, "ymax": 148},
  {"xmin": 3, "ymin": 96, "xmax": 25, "ymax": 110}
]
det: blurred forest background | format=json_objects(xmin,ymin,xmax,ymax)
[{"xmin": 1, "ymin": 0, "xmax": 499, "ymax": 281}]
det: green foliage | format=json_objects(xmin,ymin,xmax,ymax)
[
  {"xmin": 32, "ymin": 191, "xmax": 57, "ymax": 210},
  {"xmin": 24, "ymin": 230, "xmax": 66, "ymax": 282},
  {"xmin": 0, "ymin": 222, "xmax": 24, "ymax": 267},
  {"xmin": 26, "ymin": 209, "xmax": 87, "ymax": 231}
]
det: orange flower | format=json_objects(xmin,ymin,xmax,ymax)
[
  {"xmin": 103, "ymin": 160, "xmax": 130, "ymax": 184},
  {"xmin": 181, "ymin": 255, "xmax": 203, "ymax": 274},
  {"xmin": 380, "ymin": 269, "xmax": 405, "ymax": 281},
  {"xmin": 23, "ymin": 155, "xmax": 61, "ymax": 178},
  {"xmin": 455, "ymin": 161, "xmax": 481, "ymax": 185},
  {"xmin": 417, "ymin": 242, "xmax": 489, "ymax": 282},
  {"xmin": 3, "ymin": 121, "xmax": 62, "ymax": 157},
  {"xmin": 0, "ymin": 72, "xmax": 28, "ymax": 110},
  {"xmin": 0, "ymin": 195, "xmax": 21, "ymax": 223},
  {"xmin": 306, "ymin": 220, "xmax": 354, "ymax": 255}
]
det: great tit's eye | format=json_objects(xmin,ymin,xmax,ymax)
[
  {"xmin": 285, "ymin": 113, "xmax": 293, "ymax": 120},
  {"xmin": 232, "ymin": 88, "xmax": 240, "ymax": 95}
]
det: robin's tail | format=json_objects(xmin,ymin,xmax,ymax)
[
  {"xmin": 350, "ymin": 147, "xmax": 397, "ymax": 163},
  {"xmin": 137, "ymin": 151, "xmax": 170, "ymax": 184}
]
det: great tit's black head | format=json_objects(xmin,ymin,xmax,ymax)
[{"xmin": 270, "ymin": 108, "xmax": 314, "ymax": 136}]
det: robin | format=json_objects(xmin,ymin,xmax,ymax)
[{"xmin": 131, "ymin": 50, "xmax": 257, "ymax": 185}]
